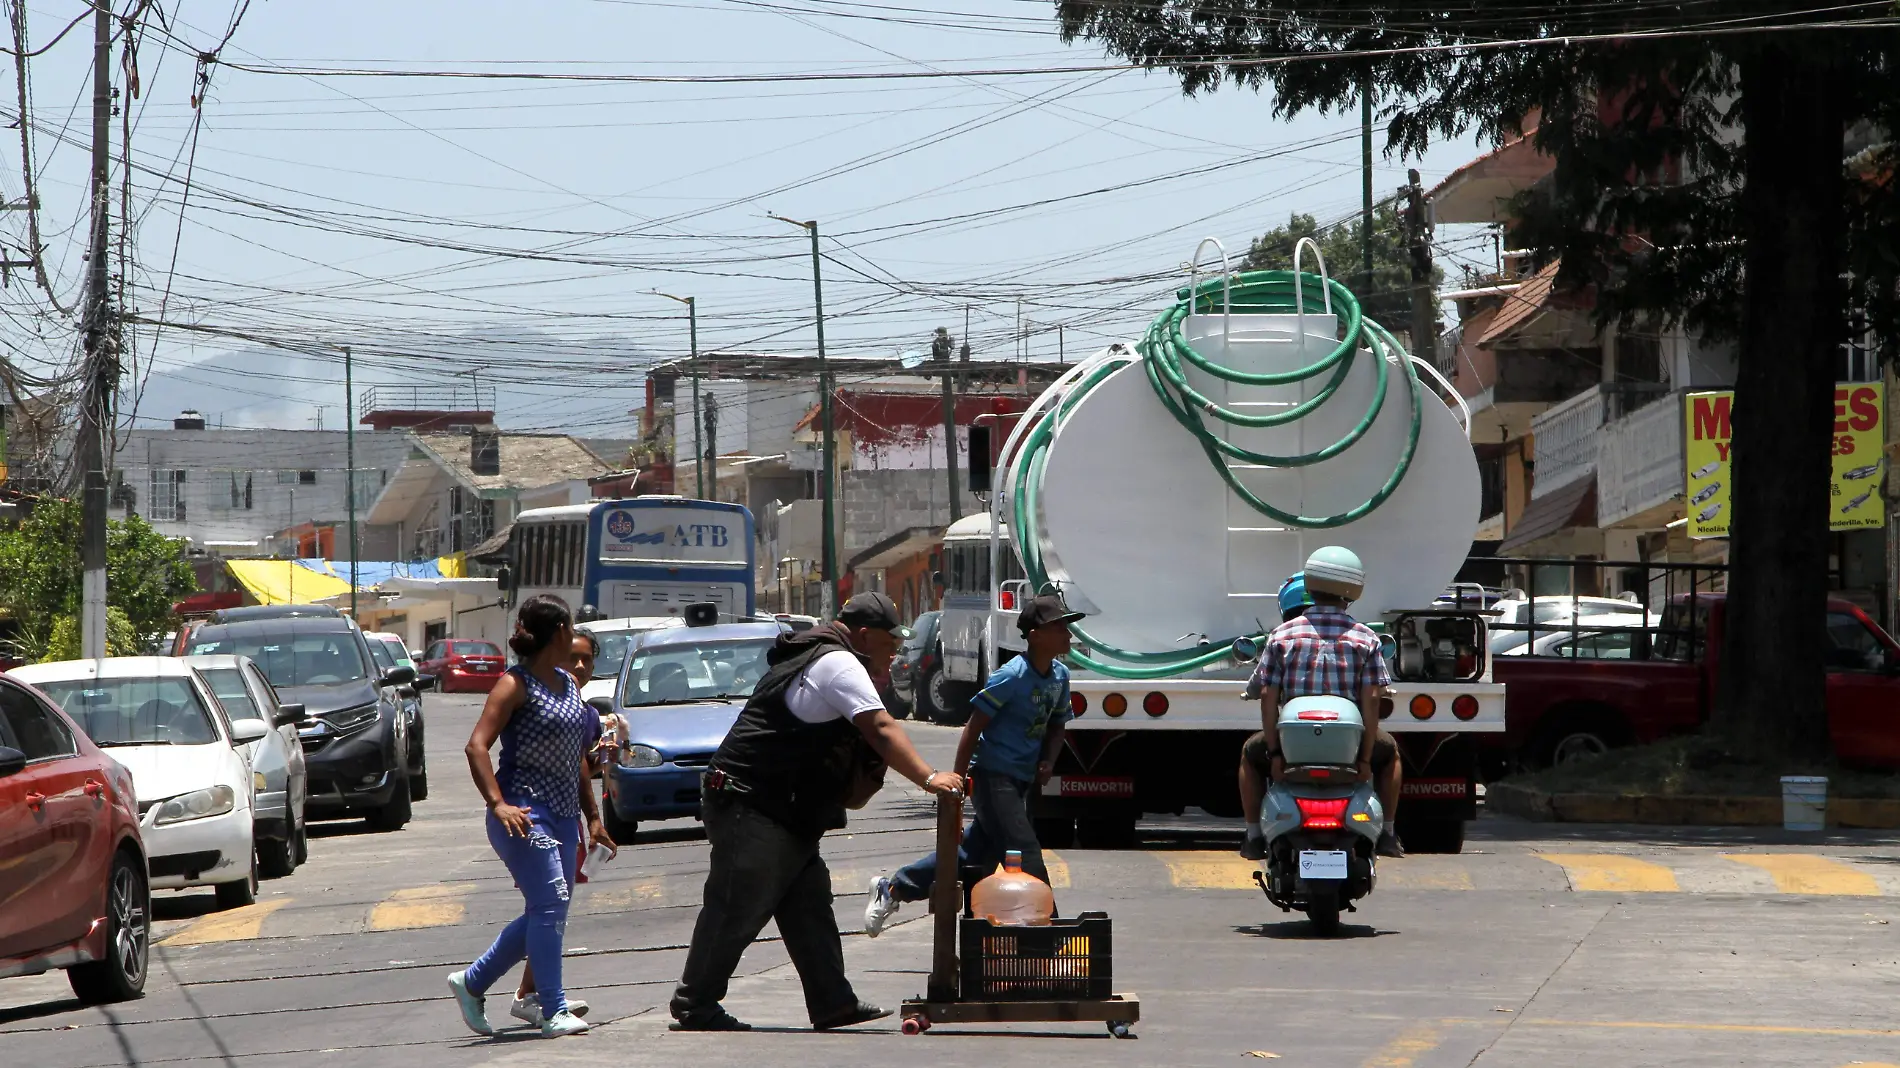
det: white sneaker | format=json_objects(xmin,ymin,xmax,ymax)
[
  {"xmin": 446, "ymin": 971, "xmax": 493, "ymax": 1036},
  {"xmin": 863, "ymin": 875, "xmax": 901, "ymax": 937},
  {"xmin": 511, "ymin": 996, "xmax": 589, "ymax": 1025},
  {"xmin": 541, "ymin": 1009, "xmax": 590, "ymax": 1037}
]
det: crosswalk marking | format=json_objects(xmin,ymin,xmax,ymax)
[
  {"xmin": 368, "ymin": 884, "xmax": 474, "ymax": 930},
  {"xmin": 1721, "ymin": 854, "xmax": 1880, "ymax": 896},
  {"xmin": 1161, "ymin": 851, "xmax": 1261, "ymax": 891},
  {"xmin": 1361, "ymin": 1024, "xmax": 1442, "ymax": 1068},
  {"xmin": 580, "ymin": 880, "xmax": 668, "ymax": 913},
  {"xmin": 1536, "ymin": 854, "xmax": 1680, "ymax": 892},
  {"xmin": 160, "ymin": 899, "xmax": 293, "ymax": 946},
  {"xmin": 1042, "ymin": 850, "xmax": 1071, "ymax": 889},
  {"xmin": 1379, "ymin": 859, "xmax": 1475, "ymax": 891}
]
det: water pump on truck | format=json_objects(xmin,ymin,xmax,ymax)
[{"xmin": 971, "ymin": 238, "xmax": 1506, "ymax": 854}]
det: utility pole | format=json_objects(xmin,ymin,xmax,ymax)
[
  {"xmin": 344, "ymin": 345, "xmax": 358, "ymax": 617},
  {"xmin": 769, "ymin": 214, "xmax": 837, "ymax": 614},
  {"xmin": 1361, "ymin": 78, "xmax": 1375, "ymax": 296},
  {"xmin": 933, "ymin": 327, "xmax": 960, "ymax": 522},
  {"xmin": 77, "ymin": 0, "xmax": 113, "ymax": 659},
  {"xmin": 702, "ymin": 393, "xmax": 719, "ymax": 498},
  {"xmin": 1403, "ymin": 168, "xmax": 1436, "ymax": 369},
  {"xmin": 654, "ymin": 292, "xmax": 702, "ymax": 498}
]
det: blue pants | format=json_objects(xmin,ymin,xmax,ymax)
[
  {"xmin": 890, "ymin": 771, "xmax": 1050, "ymax": 903},
  {"xmin": 463, "ymin": 802, "xmax": 580, "ymax": 1020}
]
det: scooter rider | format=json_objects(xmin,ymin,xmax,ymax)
[{"xmin": 1237, "ymin": 548, "xmax": 1406, "ymax": 861}]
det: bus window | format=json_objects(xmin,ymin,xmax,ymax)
[{"xmin": 568, "ymin": 523, "xmax": 585, "ymax": 586}]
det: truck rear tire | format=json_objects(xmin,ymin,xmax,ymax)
[
  {"xmin": 1396, "ymin": 816, "xmax": 1466, "ymax": 855},
  {"xmin": 1075, "ymin": 815, "xmax": 1137, "ymax": 850},
  {"xmin": 1034, "ymin": 817, "xmax": 1076, "ymax": 849}
]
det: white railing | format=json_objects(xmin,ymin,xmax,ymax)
[
  {"xmin": 1596, "ymin": 392, "xmax": 1685, "ymax": 526},
  {"xmin": 1528, "ymin": 387, "xmax": 1606, "ymax": 497}
]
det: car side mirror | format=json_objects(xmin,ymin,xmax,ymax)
[
  {"xmin": 495, "ymin": 565, "xmax": 515, "ymax": 593},
  {"xmin": 587, "ymin": 696, "xmax": 615, "ymax": 716},
  {"xmin": 273, "ymin": 703, "xmax": 306, "ymax": 727},
  {"xmin": 230, "ymin": 719, "xmax": 270, "ymax": 745},
  {"xmin": 414, "ymin": 673, "xmax": 437, "ymax": 692},
  {"xmin": 0, "ymin": 745, "xmax": 25, "ymax": 777},
  {"xmin": 932, "ymin": 570, "xmax": 945, "ymax": 587},
  {"xmin": 383, "ymin": 665, "xmax": 418, "ymax": 688}
]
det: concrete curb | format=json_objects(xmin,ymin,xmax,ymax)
[{"xmin": 1486, "ymin": 782, "xmax": 1900, "ymax": 828}]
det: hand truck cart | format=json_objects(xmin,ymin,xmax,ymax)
[{"xmin": 898, "ymin": 791, "xmax": 1140, "ymax": 1037}]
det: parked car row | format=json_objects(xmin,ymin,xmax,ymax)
[{"xmin": 1, "ymin": 605, "xmax": 437, "ymax": 1006}]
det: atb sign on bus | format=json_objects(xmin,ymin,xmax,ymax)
[
  {"xmin": 599, "ymin": 506, "xmax": 740, "ymax": 565},
  {"xmin": 1683, "ymin": 383, "xmax": 1886, "ymax": 539}
]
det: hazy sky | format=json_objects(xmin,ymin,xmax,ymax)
[{"xmin": 3, "ymin": 0, "xmax": 1496, "ymax": 435}]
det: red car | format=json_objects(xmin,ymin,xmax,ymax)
[
  {"xmin": 0, "ymin": 676, "xmax": 150, "ymax": 1003},
  {"xmin": 419, "ymin": 639, "xmax": 508, "ymax": 693}
]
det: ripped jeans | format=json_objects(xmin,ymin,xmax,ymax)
[{"xmin": 462, "ymin": 800, "xmax": 581, "ymax": 1019}]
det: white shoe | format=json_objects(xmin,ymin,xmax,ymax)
[
  {"xmin": 511, "ymin": 996, "xmax": 589, "ymax": 1025},
  {"xmin": 863, "ymin": 875, "xmax": 901, "ymax": 937},
  {"xmin": 446, "ymin": 971, "xmax": 493, "ymax": 1036},
  {"xmin": 541, "ymin": 1009, "xmax": 590, "ymax": 1037}
]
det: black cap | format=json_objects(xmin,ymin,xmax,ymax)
[
  {"xmin": 1016, "ymin": 593, "xmax": 1085, "ymax": 635},
  {"xmin": 838, "ymin": 592, "xmax": 914, "ymax": 639}
]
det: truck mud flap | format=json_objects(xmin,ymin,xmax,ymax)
[{"xmin": 1394, "ymin": 733, "xmax": 1478, "ymax": 821}]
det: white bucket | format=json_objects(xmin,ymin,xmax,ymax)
[{"xmin": 1780, "ymin": 775, "xmax": 1828, "ymax": 832}]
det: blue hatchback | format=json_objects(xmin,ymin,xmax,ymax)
[{"xmin": 598, "ymin": 620, "xmax": 784, "ymax": 842}]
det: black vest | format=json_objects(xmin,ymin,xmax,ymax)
[{"xmin": 709, "ymin": 624, "xmax": 867, "ymax": 837}]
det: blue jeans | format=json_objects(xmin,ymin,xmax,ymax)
[
  {"xmin": 890, "ymin": 771, "xmax": 1049, "ymax": 903},
  {"xmin": 463, "ymin": 802, "xmax": 580, "ymax": 1019}
]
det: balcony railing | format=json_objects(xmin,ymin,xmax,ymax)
[
  {"xmin": 360, "ymin": 383, "xmax": 497, "ymax": 416},
  {"xmin": 1597, "ymin": 392, "xmax": 1686, "ymax": 527},
  {"xmin": 1530, "ymin": 382, "xmax": 1669, "ymax": 498}
]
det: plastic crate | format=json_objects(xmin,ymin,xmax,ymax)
[{"xmin": 958, "ymin": 912, "xmax": 1113, "ymax": 1001}]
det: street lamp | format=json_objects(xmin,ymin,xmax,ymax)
[
  {"xmin": 768, "ymin": 213, "xmax": 838, "ymax": 616},
  {"xmin": 652, "ymin": 291, "xmax": 703, "ymax": 499}
]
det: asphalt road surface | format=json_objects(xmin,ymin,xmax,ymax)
[{"xmin": 8, "ymin": 693, "xmax": 1900, "ymax": 1067}]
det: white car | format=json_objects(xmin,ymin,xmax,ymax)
[
  {"xmin": 1488, "ymin": 594, "xmax": 1651, "ymax": 655},
  {"xmin": 577, "ymin": 616, "xmax": 683, "ymax": 705},
  {"xmin": 13, "ymin": 657, "xmax": 265, "ymax": 909},
  {"xmin": 1495, "ymin": 612, "xmax": 1661, "ymax": 658},
  {"xmin": 185, "ymin": 654, "xmax": 309, "ymax": 879}
]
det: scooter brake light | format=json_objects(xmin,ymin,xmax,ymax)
[
  {"xmin": 1295, "ymin": 709, "xmax": 1340, "ymax": 721},
  {"xmin": 1294, "ymin": 796, "xmax": 1349, "ymax": 830}
]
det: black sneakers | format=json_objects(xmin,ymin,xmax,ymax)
[
  {"xmin": 1376, "ymin": 831, "xmax": 1407, "ymax": 859},
  {"xmin": 669, "ymin": 1007, "xmax": 753, "ymax": 1032},
  {"xmin": 813, "ymin": 1001, "xmax": 892, "ymax": 1031}
]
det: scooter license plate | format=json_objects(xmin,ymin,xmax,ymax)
[{"xmin": 1298, "ymin": 850, "xmax": 1348, "ymax": 880}]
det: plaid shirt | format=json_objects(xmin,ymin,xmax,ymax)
[{"xmin": 1248, "ymin": 605, "xmax": 1390, "ymax": 702}]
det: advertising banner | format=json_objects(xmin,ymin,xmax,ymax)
[{"xmin": 1683, "ymin": 383, "xmax": 1887, "ymax": 538}]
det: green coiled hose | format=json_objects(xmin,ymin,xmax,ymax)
[{"xmin": 1008, "ymin": 269, "xmax": 1426, "ymax": 679}]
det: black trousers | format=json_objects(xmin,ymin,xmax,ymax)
[{"xmin": 671, "ymin": 790, "xmax": 858, "ymax": 1024}]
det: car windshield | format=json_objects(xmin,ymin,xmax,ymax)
[
  {"xmin": 188, "ymin": 626, "xmax": 370, "ymax": 687},
  {"xmin": 589, "ymin": 630, "xmax": 643, "ymax": 680},
  {"xmin": 902, "ymin": 614, "xmax": 939, "ymax": 652},
  {"xmin": 36, "ymin": 676, "xmax": 218, "ymax": 746},
  {"xmin": 367, "ymin": 640, "xmax": 396, "ymax": 672},
  {"xmin": 620, "ymin": 637, "xmax": 775, "ymax": 707},
  {"xmin": 380, "ymin": 639, "xmax": 411, "ymax": 665},
  {"xmin": 453, "ymin": 641, "xmax": 500, "ymax": 657},
  {"xmin": 198, "ymin": 668, "xmax": 260, "ymax": 719}
]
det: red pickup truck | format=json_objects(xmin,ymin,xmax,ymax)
[{"xmin": 1492, "ymin": 594, "xmax": 1900, "ymax": 769}]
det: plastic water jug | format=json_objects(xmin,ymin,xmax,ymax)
[{"xmin": 970, "ymin": 850, "xmax": 1055, "ymax": 926}]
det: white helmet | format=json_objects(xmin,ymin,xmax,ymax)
[{"xmin": 1302, "ymin": 546, "xmax": 1365, "ymax": 602}]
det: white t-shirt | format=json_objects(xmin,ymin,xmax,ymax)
[{"xmin": 784, "ymin": 649, "xmax": 885, "ymax": 724}]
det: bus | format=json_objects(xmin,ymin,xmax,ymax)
[
  {"xmin": 506, "ymin": 498, "xmax": 756, "ymax": 620},
  {"xmin": 935, "ymin": 511, "xmax": 1028, "ymax": 710}
]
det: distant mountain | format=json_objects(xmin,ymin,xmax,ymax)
[{"xmin": 126, "ymin": 326, "xmax": 649, "ymax": 435}]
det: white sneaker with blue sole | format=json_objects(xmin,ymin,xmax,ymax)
[
  {"xmin": 541, "ymin": 1009, "xmax": 590, "ymax": 1037},
  {"xmin": 446, "ymin": 971, "xmax": 493, "ymax": 1036}
]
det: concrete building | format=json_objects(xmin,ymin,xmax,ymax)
[
  {"xmin": 109, "ymin": 411, "xmax": 414, "ymax": 557},
  {"xmin": 363, "ymin": 430, "xmax": 614, "ymax": 561}
]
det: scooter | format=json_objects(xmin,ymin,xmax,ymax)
[{"xmin": 1250, "ymin": 695, "xmax": 1384, "ymax": 936}]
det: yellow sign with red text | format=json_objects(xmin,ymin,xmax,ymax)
[{"xmin": 1683, "ymin": 382, "xmax": 1886, "ymax": 538}]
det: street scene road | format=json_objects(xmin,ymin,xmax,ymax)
[{"xmin": 8, "ymin": 693, "xmax": 1900, "ymax": 1068}]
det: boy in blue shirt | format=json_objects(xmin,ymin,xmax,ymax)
[{"xmin": 864, "ymin": 593, "xmax": 1084, "ymax": 935}]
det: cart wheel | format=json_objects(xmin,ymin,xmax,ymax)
[
  {"xmin": 902, "ymin": 1016, "xmax": 927, "ymax": 1035},
  {"xmin": 1108, "ymin": 1021, "xmax": 1133, "ymax": 1039}
]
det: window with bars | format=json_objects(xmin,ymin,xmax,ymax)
[{"xmin": 148, "ymin": 470, "xmax": 186, "ymax": 521}]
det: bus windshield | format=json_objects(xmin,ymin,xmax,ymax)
[{"xmin": 619, "ymin": 637, "xmax": 775, "ymax": 707}]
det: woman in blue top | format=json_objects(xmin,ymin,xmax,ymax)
[{"xmin": 448, "ymin": 595, "xmax": 615, "ymax": 1038}]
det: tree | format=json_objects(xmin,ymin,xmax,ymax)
[
  {"xmin": 1241, "ymin": 203, "xmax": 1436, "ymax": 331},
  {"xmin": 1055, "ymin": 2, "xmax": 1900, "ymax": 763},
  {"xmin": 0, "ymin": 498, "xmax": 197, "ymax": 660}
]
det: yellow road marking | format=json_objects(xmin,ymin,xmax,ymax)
[
  {"xmin": 1721, "ymin": 854, "xmax": 1880, "ymax": 896},
  {"xmin": 160, "ymin": 899, "xmax": 292, "ymax": 946},
  {"xmin": 582, "ymin": 880, "xmax": 666, "ymax": 912},
  {"xmin": 368, "ymin": 884, "xmax": 475, "ymax": 931},
  {"xmin": 1536, "ymin": 853, "xmax": 1679, "ymax": 892},
  {"xmin": 1361, "ymin": 1024, "xmax": 1442, "ymax": 1067},
  {"xmin": 1161, "ymin": 851, "xmax": 1260, "ymax": 891},
  {"xmin": 1378, "ymin": 860, "xmax": 1474, "ymax": 891},
  {"xmin": 1524, "ymin": 1019, "xmax": 1900, "ymax": 1038},
  {"xmin": 1042, "ymin": 850, "xmax": 1070, "ymax": 890}
]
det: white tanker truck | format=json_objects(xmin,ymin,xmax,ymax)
[{"xmin": 955, "ymin": 240, "xmax": 1506, "ymax": 854}]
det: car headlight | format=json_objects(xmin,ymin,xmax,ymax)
[
  {"xmin": 324, "ymin": 703, "xmax": 380, "ymax": 732},
  {"xmin": 154, "ymin": 785, "xmax": 235, "ymax": 825},
  {"xmin": 620, "ymin": 744, "xmax": 663, "ymax": 769}
]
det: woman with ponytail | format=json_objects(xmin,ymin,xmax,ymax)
[{"xmin": 447, "ymin": 595, "xmax": 614, "ymax": 1038}]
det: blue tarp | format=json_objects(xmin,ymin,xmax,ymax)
[{"xmin": 294, "ymin": 558, "xmax": 445, "ymax": 589}]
